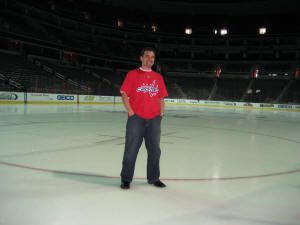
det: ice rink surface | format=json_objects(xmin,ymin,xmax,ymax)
[{"xmin": 0, "ymin": 103, "xmax": 299, "ymax": 225}]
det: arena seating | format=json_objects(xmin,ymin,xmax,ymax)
[
  {"xmin": 0, "ymin": 52, "xmax": 58, "ymax": 93},
  {"xmin": 0, "ymin": 0, "xmax": 299, "ymax": 103}
]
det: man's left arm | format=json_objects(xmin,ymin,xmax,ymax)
[
  {"xmin": 159, "ymin": 98, "xmax": 165, "ymax": 116},
  {"xmin": 158, "ymin": 75, "xmax": 168, "ymax": 117}
]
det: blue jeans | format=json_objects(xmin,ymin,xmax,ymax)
[{"xmin": 121, "ymin": 114, "xmax": 162, "ymax": 183}]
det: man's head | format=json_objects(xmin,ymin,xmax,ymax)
[{"xmin": 140, "ymin": 47, "xmax": 156, "ymax": 70}]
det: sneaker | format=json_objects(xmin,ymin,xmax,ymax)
[
  {"xmin": 148, "ymin": 180, "xmax": 166, "ymax": 188},
  {"xmin": 120, "ymin": 181, "xmax": 130, "ymax": 189}
]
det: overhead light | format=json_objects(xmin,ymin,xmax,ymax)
[
  {"xmin": 185, "ymin": 27, "xmax": 192, "ymax": 35},
  {"xmin": 117, "ymin": 19, "xmax": 124, "ymax": 28},
  {"xmin": 259, "ymin": 26, "xmax": 266, "ymax": 35},
  {"xmin": 220, "ymin": 28, "xmax": 228, "ymax": 36},
  {"xmin": 151, "ymin": 24, "xmax": 158, "ymax": 32}
]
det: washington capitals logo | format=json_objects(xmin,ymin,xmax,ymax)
[{"xmin": 137, "ymin": 80, "xmax": 159, "ymax": 97}]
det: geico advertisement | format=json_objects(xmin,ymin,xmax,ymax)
[{"xmin": 56, "ymin": 95, "xmax": 75, "ymax": 101}]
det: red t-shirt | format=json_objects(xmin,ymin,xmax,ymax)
[{"xmin": 120, "ymin": 68, "xmax": 168, "ymax": 119}]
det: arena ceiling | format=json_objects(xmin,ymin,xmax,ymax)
[{"xmin": 89, "ymin": 0, "xmax": 299, "ymax": 16}]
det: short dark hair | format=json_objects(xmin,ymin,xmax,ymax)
[{"xmin": 140, "ymin": 47, "xmax": 156, "ymax": 57}]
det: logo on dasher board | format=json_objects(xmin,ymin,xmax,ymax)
[
  {"xmin": 0, "ymin": 93, "xmax": 18, "ymax": 100},
  {"xmin": 137, "ymin": 80, "xmax": 159, "ymax": 97},
  {"xmin": 57, "ymin": 95, "xmax": 74, "ymax": 100},
  {"xmin": 278, "ymin": 104, "xmax": 292, "ymax": 109},
  {"xmin": 84, "ymin": 96, "xmax": 95, "ymax": 101},
  {"xmin": 260, "ymin": 104, "xmax": 274, "ymax": 107}
]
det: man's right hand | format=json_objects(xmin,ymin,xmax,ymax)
[{"xmin": 122, "ymin": 93, "xmax": 135, "ymax": 117}]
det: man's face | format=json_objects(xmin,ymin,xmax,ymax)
[{"xmin": 140, "ymin": 50, "xmax": 155, "ymax": 69}]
